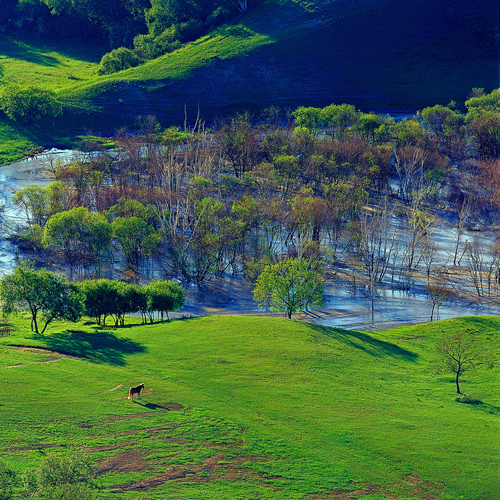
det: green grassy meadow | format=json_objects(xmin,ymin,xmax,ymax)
[{"xmin": 0, "ymin": 314, "xmax": 498, "ymax": 499}]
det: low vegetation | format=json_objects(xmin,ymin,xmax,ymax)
[{"xmin": 0, "ymin": 315, "xmax": 498, "ymax": 499}]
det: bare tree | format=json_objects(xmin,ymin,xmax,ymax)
[
  {"xmin": 403, "ymin": 194, "xmax": 435, "ymax": 271},
  {"xmin": 465, "ymin": 240, "xmax": 485, "ymax": 298},
  {"xmin": 436, "ymin": 334, "xmax": 492, "ymax": 394},
  {"xmin": 453, "ymin": 198, "xmax": 471, "ymax": 266},
  {"xmin": 426, "ymin": 283, "xmax": 451, "ymax": 321},
  {"xmin": 359, "ymin": 200, "xmax": 399, "ymax": 311}
]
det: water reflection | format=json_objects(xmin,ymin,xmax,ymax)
[{"xmin": 1, "ymin": 151, "xmax": 499, "ymax": 331}]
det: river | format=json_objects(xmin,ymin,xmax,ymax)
[{"xmin": 0, "ymin": 151, "xmax": 498, "ymax": 330}]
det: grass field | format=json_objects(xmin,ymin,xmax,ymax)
[
  {"xmin": 0, "ymin": 0, "xmax": 498, "ymax": 163},
  {"xmin": 0, "ymin": 314, "xmax": 498, "ymax": 499}
]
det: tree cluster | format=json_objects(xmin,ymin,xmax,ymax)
[
  {"xmin": 10, "ymin": 89, "xmax": 500, "ymax": 317},
  {"xmin": 0, "ymin": 262, "xmax": 185, "ymax": 332}
]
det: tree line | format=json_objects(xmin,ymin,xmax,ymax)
[
  {"xmin": 0, "ymin": 261, "xmax": 185, "ymax": 333},
  {"xmin": 9, "ymin": 89, "xmax": 500, "ymax": 317}
]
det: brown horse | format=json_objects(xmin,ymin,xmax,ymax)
[{"xmin": 128, "ymin": 383, "xmax": 145, "ymax": 400}]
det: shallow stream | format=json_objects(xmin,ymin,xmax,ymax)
[{"xmin": 0, "ymin": 152, "xmax": 498, "ymax": 331}]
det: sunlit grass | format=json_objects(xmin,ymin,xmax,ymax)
[{"xmin": 0, "ymin": 314, "xmax": 498, "ymax": 498}]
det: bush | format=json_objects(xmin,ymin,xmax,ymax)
[
  {"xmin": 22, "ymin": 448, "xmax": 97, "ymax": 500},
  {"xmin": 0, "ymin": 85, "xmax": 62, "ymax": 124},
  {"xmin": 97, "ymin": 47, "xmax": 141, "ymax": 75},
  {"xmin": 0, "ymin": 460, "xmax": 17, "ymax": 500}
]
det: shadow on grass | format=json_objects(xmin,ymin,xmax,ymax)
[
  {"xmin": 133, "ymin": 401, "xmax": 164, "ymax": 410},
  {"xmin": 308, "ymin": 324, "xmax": 418, "ymax": 361},
  {"xmin": 36, "ymin": 330, "xmax": 146, "ymax": 366},
  {"xmin": 459, "ymin": 402, "xmax": 500, "ymax": 415}
]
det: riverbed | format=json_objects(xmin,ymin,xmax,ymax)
[{"xmin": 0, "ymin": 151, "xmax": 498, "ymax": 331}]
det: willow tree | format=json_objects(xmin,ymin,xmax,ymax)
[{"xmin": 253, "ymin": 258, "xmax": 324, "ymax": 318}]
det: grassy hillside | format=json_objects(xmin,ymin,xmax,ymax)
[
  {"xmin": 0, "ymin": 0, "xmax": 498, "ymax": 161},
  {"xmin": 0, "ymin": 315, "xmax": 498, "ymax": 499},
  {"xmin": 57, "ymin": 0, "xmax": 500, "ymax": 126}
]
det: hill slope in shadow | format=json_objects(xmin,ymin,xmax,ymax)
[{"xmin": 61, "ymin": 0, "xmax": 499, "ymax": 128}]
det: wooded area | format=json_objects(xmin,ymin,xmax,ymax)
[{"xmin": 8, "ymin": 90, "xmax": 500, "ymax": 316}]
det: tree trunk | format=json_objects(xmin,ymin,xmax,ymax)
[{"xmin": 455, "ymin": 369, "xmax": 461, "ymax": 394}]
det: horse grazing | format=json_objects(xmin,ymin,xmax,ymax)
[{"xmin": 128, "ymin": 383, "xmax": 145, "ymax": 400}]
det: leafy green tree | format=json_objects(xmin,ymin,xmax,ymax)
[
  {"xmin": 43, "ymin": 207, "xmax": 112, "ymax": 275},
  {"xmin": 146, "ymin": 279, "xmax": 185, "ymax": 322},
  {"xmin": 76, "ymin": 279, "xmax": 118, "ymax": 326},
  {"xmin": 0, "ymin": 262, "xmax": 84, "ymax": 334},
  {"xmin": 42, "ymin": 207, "xmax": 86, "ymax": 271},
  {"xmin": 0, "ymin": 85, "xmax": 62, "ymax": 124},
  {"xmin": 97, "ymin": 47, "xmax": 141, "ymax": 75},
  {"xmin": 23, "ymin": 447, "xmax": 97, "ymax": 500},
  {"xmin": 11, "ymin": 184, "xmax": 50, "ymax": 226},
  {"xmin": 0, "ymin": 459, "xmax": 17, "ymax": 500},
  {"xmin": 112, "ymin": 216, "xmax": 160, "ymax": 273},
  {"xmin": 253, "ymin": 258, "xmax": 324, "ymax": 318}
]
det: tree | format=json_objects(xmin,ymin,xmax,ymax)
[
  {"xmin": 43, "ymin": 207, "xmax": 112, "ymax": 275},
  {"xmin": 145, "ymin": 279, "xmax": 185, "ymax": 322},
  {"xmin": 426, "ymin": 283, "xmax": 451, "ymax": 322},
  {"xmin": 0, "ymin": 262, "xmax": 84, "ymax": 334},
  {"xmin": 0, "ymin": 459, "xmax": 17, "ymax": 500},
  {"xmin": 112, "ymin": 216, "xmax": 160, "ymax": 274},
  {"xmin": 253, "ymin": 258, "xmax": 324, "ymax": 318},
  {"xmin": 436, "ymin": 333, "xmax": 492, "ymax": 394},
  {"xmin": 22, "ymin": 447, "xmax": 97, "ymax": 500},
  {"xmin": 76, "ymin": 279, "xmax": 118, "ymax": 326},
  {"xmin": 0, "ymin": 85, "xmax": 62, "ymax": 124},
  {"xmin": 11, "ymin": 184, "xmax": 50, "ymax": 226}
]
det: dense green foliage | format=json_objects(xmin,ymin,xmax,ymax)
[
  {"xmin": 76, "ymin": 278, "xmax": 185, "ymax": 325},
  {"xmin": 0, "ymin": 315, "xmax": 498, "ymax": 498},
  {"xmin": 253, "ymin": 258, "xmax": 324, "ymax": 318},
  {"xmin": 0, "ymin": 85, "xmax": 62, "ymax": 124},
  {"xmin": 0, "ymin": 261, "xmax": 83, "ymax": 334},
  {"xmin": 96, "ymin": 47, "xmax": 140, "ymax": 75}
]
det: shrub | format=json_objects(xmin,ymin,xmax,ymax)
[
  {"xmin": 97, "ymin": 47, "xmax": 141, "ymax": 75},
  {"xmin": 0, "ymin": 85, "xmax": 62, "ymax": 124}
]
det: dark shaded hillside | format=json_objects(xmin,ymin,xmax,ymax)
[{"xmin": 61, "ymin": 0, "xmax": 499, "ymax": 128}]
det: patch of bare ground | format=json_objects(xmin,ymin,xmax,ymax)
[
  {"xmin": 7, "ymin": 345, "xmax": 80, "ymax": 359},
  {"xmin": 98, "ymin": 449, "xmax": 155, "ymax": 474},
  {"xmin": 3, "ymin": 443, "xmax": 58, "ymax": 452},
  {"xmin": 398, "ymin": 474, "xmax": 443, "ymax": 500},
  {"xmin": 91, "ymin": 383, "xmax": 131, "ymax": 395},
  {"xmin": 88, "ymin": 442, "xmax": 140, "ymax": 452},
  {"xmin": 35, "ymin": 356, "xmax": 60, "ymax": 362},
  {"xmin": 102, "ymin": 425, "xmax": 178, "ymax": 438},
  {"xmin": 6, "ymin": 364, "xmax": 25, "ymax": 368},
  {"xmin": 107, "ymin": 453, "xmax": 276, "ymax": 492}
]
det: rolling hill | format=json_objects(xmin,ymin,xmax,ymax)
[
  {"xmin": 58, "ymin": 0, "xmax": 499, "ymax": 129},
  {"xmin": 0, "ymin": 315, "xmax": 498, "ymax": 499},
  {"xmin": 0, "ymin": 0, "xmax": 498, "ymax": 159}
]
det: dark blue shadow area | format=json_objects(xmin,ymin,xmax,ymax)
[
  {"xmin": 36, "ymin": 330, "xmax": 146, "ymax": 366},
  {"xmin": 308, "ymin": 324, "xmax": 418, "ymax": 361}
]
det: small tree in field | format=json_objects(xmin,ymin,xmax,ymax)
[
  {"xmin": 253, "ymin": 258, "xmax": 324, "ymax": 318},
  {"xmin": 22, "ymin": 448, "xmax": 97, "ymax": 500},
  {"xmin": 436, "ymin": 333, "xmax": 492, "ymax": 394}
]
